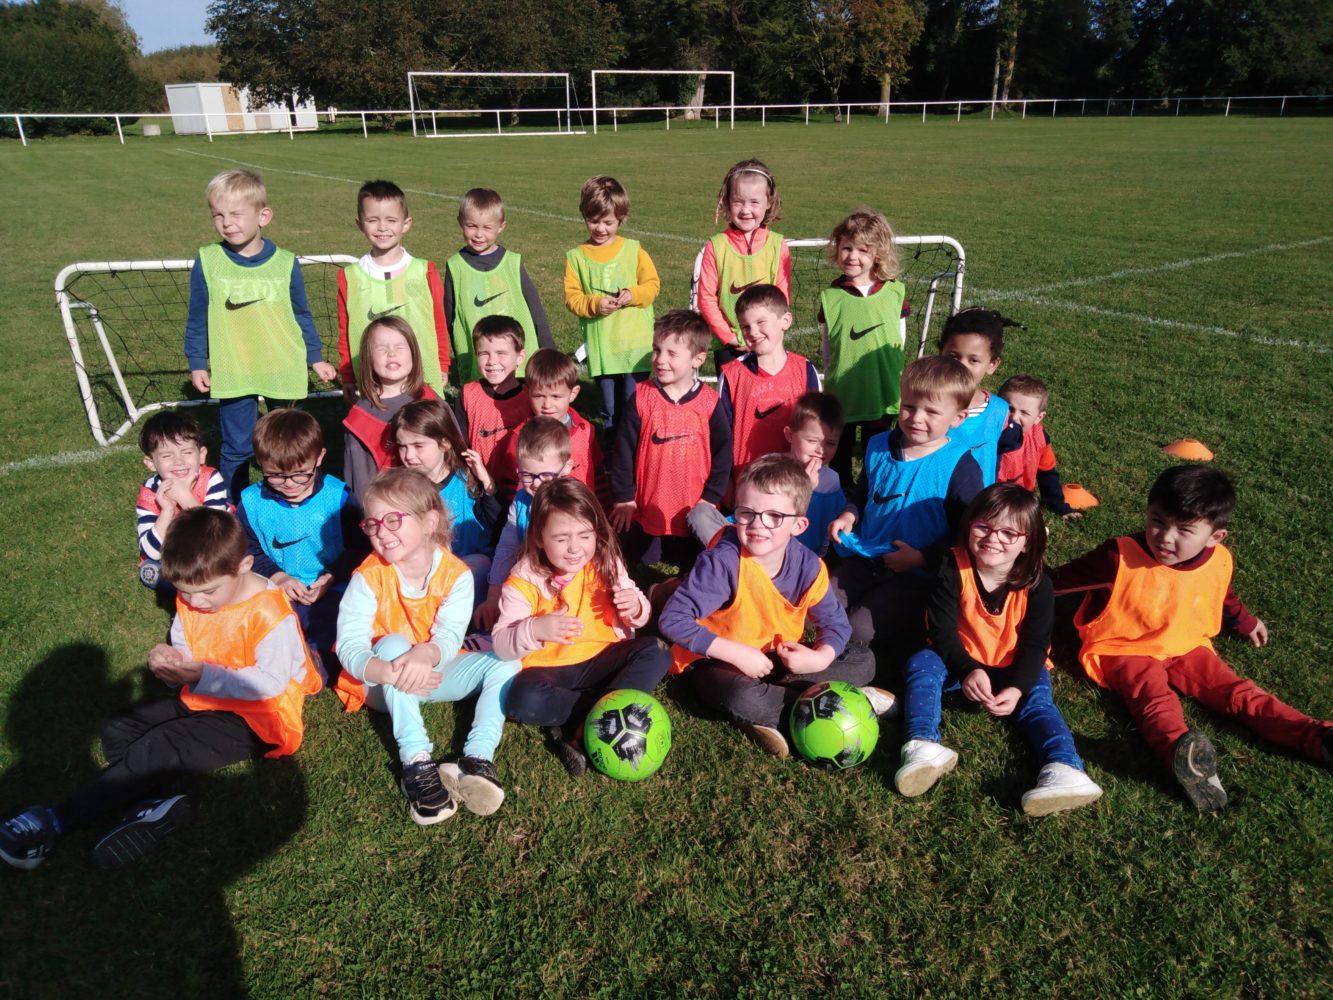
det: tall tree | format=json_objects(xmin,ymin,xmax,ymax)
[{"xmin": 850, "ymin": 0, "xmax": 927, "ymax": 111}]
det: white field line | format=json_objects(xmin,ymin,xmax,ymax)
[
  {"xmin": 0, "ymin": 444, "xmax": 135, "ymax": 477},
  {"xmin": 172, "ymin": 148, "xmax": 703, "ymax": 245},
  {"xmin": 993, "ymin": 236, "xmax": 1333, "ymax": 299}
]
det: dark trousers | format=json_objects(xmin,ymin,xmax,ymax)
[
  {"xmin": 218, "ymin": 396, "xmax": 298, "ymax": 502},
  {"xmin": 506, "ymin": 637, "xmax": 672, "ymax": 730},
  {"xmin": 687, "ymin": 643, "xmax": 876, "ymax": 729},
  {"xmin": 596, "ymin": 372, "xmax": 649, "ymax": 434},
  {"xmin": 830, "ymin": 418, "xmax": 892, "ymax": 483},
  {"xmin": 834, "ymin": 556, "xmax": 931, "ymax": 684},
  {"xmin": 619, "ymin": 523, "xmax": 703, "ymax": 571},
  {"xmin": 54, "ymin": 698, "xmax": 267, "ymax": 831}
]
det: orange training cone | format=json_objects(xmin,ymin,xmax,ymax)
[
  {"xmin": 1062, "ymin": 484, "xmax": 1100, "ymax": 510},
  {"xmin": 1162, "ymin": 439, "xmax": 1214, "ymax": 461}
]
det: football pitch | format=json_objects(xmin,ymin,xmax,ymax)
[{"xmin": 1, "ymin": 117, "xmax": 1330, "ymax": 998}]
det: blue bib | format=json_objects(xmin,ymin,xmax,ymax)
[{"xmin": 241, "ymin": 475, "xmax": 348, "ymax": 585}]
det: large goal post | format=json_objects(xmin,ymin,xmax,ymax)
[
  {"xmin": 590, "ymin": 70, "xmax": 735, "ymax": 134},
  {"xmin": 55, "ymin": 256, "xmax": 355, "ymax": 447},
  {"xmin": 407, "ymin": 71, "xmax": 580, "ymax": 137}
]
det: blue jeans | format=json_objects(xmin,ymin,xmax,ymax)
[
  {"xmin": 903, "ymin": 648, "xmax": 1084, "ymax": 769},
  {"xmin": 596, "ymin": 371, "xmax": 649, "ymax": 432},
  {"xmin": 362, "ymin": 635, "xmax": 521, "ymax": 764}
]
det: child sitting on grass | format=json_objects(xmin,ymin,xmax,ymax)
[
  {"xmin": 1, "ymin": 508, "xmax": 321, "ymax": 870},
  {"xmin": 996, "ymin": 374, "xmax": 1081, "ymax": 519},
  {"xmin": 1054, "ymin": 464, "xmax": 1333, "ymax": 811}
]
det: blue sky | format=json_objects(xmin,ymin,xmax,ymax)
[{"xmin": 121, "ymin": 0, "xmax": 215, "ymax": 54}]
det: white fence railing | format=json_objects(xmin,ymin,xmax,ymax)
[{"xmin": 7, "ymin": 94, "xmax": 1331, "ymax": 146}]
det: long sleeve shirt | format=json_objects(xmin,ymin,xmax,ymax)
[
  {"xmin": 694, "ymin": 227, "xmax": 793, "ymax": 345},
  {"xmin": 442, "ymin": 245, "xmax": 554, "ymax": 349},
  {"xmin": 608, "ymin": 378, "xmax": 732, "ymax": 506},
  {"xmin": 136, "ymin": 467, "xmax": 230, "ymax": 560},
  {"xmin": 335, "ymin": 250, "xmax": 449, "ymax": 387},
  {"xmin": 563, "ymin": 236, "xmax": 660, "ymax": 317}
]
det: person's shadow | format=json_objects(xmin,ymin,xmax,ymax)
[{"xmin": 0, "ymin": 644, "xmax": 307, "ymax": 1000}]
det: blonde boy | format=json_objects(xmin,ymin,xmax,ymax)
[
  {"xmin": 337, "ymin": 180, "xmax": 450, "ymax": 398},
  {"xmin": 444, "ymin": 188, "xmax": 553, "ymax": 381},
  {"xmin": 184, "ymin": 169, "xmax": 337, "ymax": 500},
  {"xmin": 454, "ymin": 315, "xmax": 531, "ymax": 502},
  {"xmin": 563, "ymin": 175, "xmax": 661, "ymax": 430}
]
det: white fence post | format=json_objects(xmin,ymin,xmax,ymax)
[
  {"xmin": 495, "ymin": 110, "xmax": 502, "ymax": 134},
  {"xmin": 613, "ymin": 108, "xmax": 617, "ymax": 133},
  {"xmin": 665, "ymin": 108, "xmax": 670, "ymax": 130},
  {"xmin": 805, "ymin": 104, "xmax": 810, "ymax": 125},
  {"xmin": 990, "ymin": 100, "xmax": 996, "ymax": 120},
  {"xmin": 1022, "ymin": 100, "xmax": 1027, "ymax": 119},
  {"xmin": 1130, "ymin": 99, "xmax": 1135, "ymax": 117},
  {"xmin": 1280, "ymin": 96, "xmax": 1287, "ymax": 116},
  {"xmin": 114, "ymin": 115, "xmax": 124, "ymax": 144},
  {"xmin": 761, "ymin": 107, "xmax": 766, "ymax": 127},
  {"xmin": 1051, "ymin": 100, "xmax": 1056, "ymax": 117},
  {"xmin": 360, "ymin": 111, "xmax": 367, "ymax": 138},
  {"xmin": 1225, "ymin": 97, "xmax": 1231, "ymax": 117},
  {"xmin": 15, "ymin": 115, "xmax": 26, "ymax": 147},
  {"xmin": 957, "ymin": 102, "xmax": 962, "ymax": 121}
]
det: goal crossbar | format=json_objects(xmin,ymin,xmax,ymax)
[{"xmin": 590, "ymin": 69, "xmax": 735, "ymax": 134}]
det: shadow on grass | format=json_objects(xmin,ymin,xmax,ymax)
[{"xmin": 0, "ymin": 644, "xmax": 307, "ymax": 1000}]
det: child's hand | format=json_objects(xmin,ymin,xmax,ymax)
[
  {"xmin": 168, "ymin": 478, "xmax": 201, "ymax": 510},
  {"xmin": 531, "ymin": 614, "xmax": 584, "ymax": 645},
  {"xmin": 156, "ymin": 659, "xmax": 204, "ymax": 686},
  {"xmin": 147, "ymin": 644, "xmax": 183, "ymax": 673},
  {"xmin": 363, "ymin": 656, "xmax": 401, "ymax": 686},
  {"xmin": 306, "ymin": 574, "xmax": 333, "ymax": 603},
  {"xmin": 615, "ymin": 289, "xmax": 633, "ymax": 309},
  {"xmin": 473, "ymin": 598, "xmax": 501, "ymax": 632},
  {"xmin": 461, "ymin": 449, "xmax": 494, "ymax": 493},
  {"xmin": 611, "ymin": 585, "xmax": 644, "ymax": 621},
  {"xmin": 341, "ymin": 383, "xmax": 359, "ymax": 405},
  {"xmin": 610, "ymin": 501, "xmax": 637, "ymax": 533},
  {"xmin": 154, "ymin": 481, "xmax": 179, "ymax": 514},
  {"xmin": 1247, "ymin": 619, "xmax": 1269, "ymax": 647},
  {"xmin": 273, "ymin": 573, "xmax": 311, "ymax": 604},
  {"xmin": 961, "ymin": 669, "xmax": 994, "ymax": 704},
  {"xmin": 311, "ymin": 361, "xmax": 338, "ymax": 384},
  {"xmin": 391, "ymin": 644, "xmax": 443, "ymax": 697},
  {"xmin": 1061, "ymin": 510, "xmax": 1083, "ymax": 521},
  {"xmin": 829, "ymin": 512, "xmax": 856, "ymax": 543},
  {"xmin": 190, "ymin": 369, "xmax": 211, "ymax": 393},
  {"xmin": 985, "ymin": 687, "xmax": 1022, "ymax": 717},
  {"xmin": 802, "ymin": 456, "xmax": 822, "ymax": 489},
  {"xmin": 730, "ymin": 644, "xmax": 775, "ymax": 679},
  {"xmin": 881, "ymin": 541, "xmax": 924, "ymax": 573},
  {"xmin": 596, "ymin": 294, "xmax": 621, "ymax": 316},
  {"xmin": 774, "ymin": 641, "xmax": 831, "ymax": 675}
]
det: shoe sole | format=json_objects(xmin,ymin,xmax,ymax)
[
  {"xmin": 862, "ymin": 687, "xmax": 900, "ymax": 720},
  {"xmin": 1173, "ymin": 733, "xmax": 1227, "ymax": 812},
  {"xmin": 400, "ymin": 778, "xmax": 457, "ymax": 826},
  {"xmin": 1022, "ymin": 784, "xmax": 1104, "ymax": 817},
  {"xmin": 91, "ymin": 796, "xmax": 192, "ymax": 869},
  {"xmin": 0, "ymin": 844, "xmax": 47, "ymax": 870},
  {"xmin": 740, "ymin": 724, "xmax": 790, "ymax": 759},
  {"xmin": 895, "ymin": 752, "xmax": 958, "ymax": 797},
  {"xmin": 438, "ymin": 764, "xmax": 506, "ymax": 816}
]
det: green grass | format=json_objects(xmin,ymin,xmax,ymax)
[{"xmin": 1, "ymin": 117, "xmax": 1331, "ymax": 999}]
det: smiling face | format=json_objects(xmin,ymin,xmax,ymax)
[
  {"xmin": 727, "ymin": 174, "xmax": 772, "ymax": 234},
  {"xmin": 733, "ymin": 482, "xmax": 807, "ymax": 567},
  {"xmin": 209, "ymin": 194, "xmax": 270, "ymax": 256},
  {"xmin": 528, "ymin": 381, "xmax": 580, "ymax": 421},
  {"xmin": 967, "ymin": 512, "xmax": 1029, "ymax": 578},
  {"xmin": 785, "ymin": 418, "xmax": 840, "ymax": 467},
  {"xmin": 175, "ymin": 560, "xmax": 254, "ymax": 613},
  {"xmin": 362, "ymin": 497, "xmax": 437, "ymax": 566},
  {"xmin": 651, "ymin": 334, "xmax": 707, "ymax": 390},
  {"xmin": 459, "ymin": 206, "xmax": 505, "ymax": 255},
  {"xmin": 1143, "ymin": 504, "xmax": 1227, "ymax": 567},
  {"xmin": 897, "ymin": 388, "xmax": 967, "ymax": 449},
  {"xmin": 941, "ymin": 332, "xmax": 1001, "ymax": 391},
  {"xmin": 367, "ymin": 323, "xmax": 413, "ymax": 392},
  {"xmin": 357, "ymin": 196, "xmax": 412, "ymax": 256},
  {"xmin": 144, "ymin": 436, "xmax": 207, "ymax": 485},
  {"xmin": 517, "ymin": 447, "xmax": 572, "ymax": 495},
  {"xmin": 836, "ymin": 235, "xmax": 877, "ymax": 283},
  {"xmin": 539, "ymin": 508, "xmax": 598, "ymax": 577},
  {"xmin": 260, "ymin": 451, "xmax": 324, "ymax": 504},
  {"xmin": 737, "ymin": 302, "xmax": 792, "ymax": 358},
  {"xmin": 1002, "ymin": 389, "xmax": 1046, "ymax": 431},
  {"xmin": 473, "ymin": 334, "xmax": 523, "ymax": 388},
  {"xmin": 584, "ymin": 211, "xmax": 622, "ymax": 247},
  {"xmin": 395, "ymin": 429, "xmax": 449, "ymax": 482}
]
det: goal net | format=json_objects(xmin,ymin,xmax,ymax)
[
  {"xmin": 407, "ymin": 72, "xmax": 580, "ymax": 137},
  {"xmin": 590, "ymin": 70, "xmax": 735, "ymax": 133},
  {"xmin": 55, "ymin": 256, "xmax": 355, "ymax": 447}
]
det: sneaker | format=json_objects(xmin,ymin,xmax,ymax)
[
  {"xmin": 859, "ymin": 686, "xmax": 899, "ymax": 719},
  {"xmin": 1172, "ymin": 731, "xmax": 1227, "ymax": 812},
  {"xmin": 1021, "ymin": 763, "xmax": 1104, "ymax": 817},
  {"xmin": 0, "ymin": 806, "xmax": 57, "ymax": 870},
  {"xmin": 439, "ymin": 756, "xmax": 506, "ymax": 816},
  {"xmin": 90, "ymin": 795, "xmax": 192, "ymax": 869},
  {"xmin": 894, "ymin": 739, "xmax": 959, "ymax": 797},
  {"xmin": 400, "ymin": 759, "xmax": 457, "ymax": 826},
  {"xmin": 542, "ymin": 726, "xmax": 588, "ymax": 778},
  {"xmin": 462, "ymin": 633, "xmax": 494, "ymax": 654},
  {"xmin": 306, "ymin": 646, "xmax": 327, "ymax": 695},
  {"xmin": 736, "ymin": 722, "xmax": 790, "ymax": 759}
]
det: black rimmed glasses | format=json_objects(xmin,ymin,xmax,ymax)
[{"xmin": 734, "ymin": 507, "xmax": 802, "ymax": 529}]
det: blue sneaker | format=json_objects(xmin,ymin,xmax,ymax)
[
  {"xmin": 90, "ymin": 795, "xmax": 192, "ymax": 869},
  {"xmin": 0, "ymin": 806, "xmax": 57, "ymax": 870}
]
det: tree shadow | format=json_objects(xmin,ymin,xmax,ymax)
[{"xmin": 0, "ymin": 644, "xmax": 307, "ymax": 1000}]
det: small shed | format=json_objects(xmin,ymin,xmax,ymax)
[{"xmin": 165, "ymin": 83, "xmax": 318, "ymax": 135}]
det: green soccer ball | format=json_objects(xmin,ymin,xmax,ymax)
[
  {"xmin": 584, "ymin": 689, "xmax": 672, "ymax": 781},
  {"xmin": 790, "ymin": 681, "xmax": 879, "ymax": 770}
]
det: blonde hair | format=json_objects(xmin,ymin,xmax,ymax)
[
  {"xmin": 356, "ymin": 316, "xmax": 425, "ymax": 410},
  {"xmin": 363, "ymin": 468, "xmax": 452, "ymax": 550},
  {"xmin": 580, "ymin": 175, "xmax": 630, "ymax": 222},
  {"xmin": 715, "ymin": 159, "xmax": 781, "ymax": 226},
  {"xmin": 736, "ymin": 454, "xmax": 813, "ymax": 517},
  {"xmin": 901, "ymin": 356, "xmax": 974, "ymax": 412},
  {"xmin": 458, "ymin": 187, "xmax": 505, "ymax": 222},
  {"xmin": 206, "ymin": 168, "xmax": 266, "ymax": 209},
  {"xmin": 826, "ymin": 208, "xmax": 899, "ymax": 282}
]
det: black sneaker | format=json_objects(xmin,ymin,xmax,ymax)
[
  {"xmin": 400, "ymin": 759, "xmax": 457, "ymax": 826},
  {"xmin": 90, "ymin": 795, "xmax": 192, "ymax": 869},
  {"xmin": 438, "ymin": 756, "xmax": 506, "ymax": 816},
  {"xmin": 1172, "ymin": 731, "xmax": 1227, "ymax": 812},
  {"xmin": 543, "ymin": 726, "xmax": 588, "ymax": 778},
  {"xmin": 0, "ymin": 806, "xmax": 57, "ymax": 870}
]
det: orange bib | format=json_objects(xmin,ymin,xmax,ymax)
[
  {"xmin": 178, "ymin": 585, "xmax": 317, "ymax": 757},
  {"xmin": 951, "ymin": 547, "xmax": 1048, "ymax": 670},
  {"xmin": 1075, "ymin": 536, "xmax": 1231, "ymax": 686},
  {"xmin": 507, "ymin": 562, "xmax": 626, "ymax": 668}
]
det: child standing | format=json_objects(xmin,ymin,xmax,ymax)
[
  {"xmin": 609, "ymin": 310, "xmax": 732, "ymax": 567},
  {"xmin": 785, "ymin": 392, "xmax": 847, "ymax": 559},
  {"xmin": 184, "ymin": 169, "xmax": 337, "ymax": 501},
  {"xmin": 494, "ymin": 479, "xmax": 671, "ymax": 777},
  {"xmin": 817, "ymin": 209, "xmax": 908, "ymax": 481},
  {"xmin": 660, "ymin": 455, "xmax": 892, "ymax": 759},
  {"xmin": 135, "ymin": 410, "xmax": 230, "ymax": 591},
  {"xmin": 996, "ymin": 375, "xmax": 1081, "ymax": 519},
  {"xmin": 454, "ymin": 315, "xmax": 531, "ymax": 503},
  {"xmin": 334, "ymin": 469, "xmax": 522, "ymax": 823},
  {"xmin": 563, "ymin": 175, "xmax": 660, "ymax": 432},
  {"xmin": 693, "ymin": 160, "xmax": 792, "ymax": 365},
  {"xmin": 444, "ymin": 188, "xmax": 554, "ymax": 382},
  {"xmin": 391, "ymin": 398, "xmax": 501, "ymax": 599},
  {"xmin": 938, "ymin": 308, "xmax": 1022, "ymax": 486},
  {"xmin": 342, "ymin": 316, "xmax": 437, "ymax": 501},
  {"xmin": 895, "ymin": 484, "xmax": 1104, "ymax": 815},
  {"xmin": 718, "ymin": 285, "xmax": 820, "ymax": 488},
  {"xmin": 337, "ymin": 180, "xmax": 450, "ymax": 399},
  {"xmin": 0, "ymin": 508, "xmax": 320, "ymax": 870},
  {"xmin": 1054, "ymin": 465, "xmax": 1332, "ymax": 811}
]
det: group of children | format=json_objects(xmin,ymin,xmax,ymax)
[{"xmin": 3, "ymin": 161, "xmax": 1329, "ymax": 872}]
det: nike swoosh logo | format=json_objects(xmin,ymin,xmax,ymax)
[
  {"xmin": 754, "ymin": 403, "xmax": 782, "ymax": 420},
  {"xmin": 873, "ymin": 492, "xmax": 904, "ymax": 505},
  {"xmin": 367, "ymin": 303, "xmax": 405, "ymax": 322},
  {"xmin": 478, "ymin": 424, "xmax": 516, "ymax": 438},
  {"xmin": 272, "ymin": 536, "xmax": 307, "ymax": 550},
  {"xmin": 849, "ymin": 323, "xmax": 883, "ymax": 341},
  {"xmin": 224, "ymin": 297, "xmax": 263, "ymax": 311},
  {"xmin": 650, "ymin": 431, "xmax": 690, "ymax": 445},
  {"xmin": 728, "ymin": 280, "xmax": 760, "ymax": 296},
  {"xmin": 473, "ymin": 291, "xmax": 506, "ymax": 308}
]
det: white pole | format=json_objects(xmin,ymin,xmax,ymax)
[
  {"xmin": 805, "ymin": 104, "xmax": 809, "ymax": 125},
  {"xmin": 990, "ymin": 100, "xmax": 995, "ymax": 121},
  {"xmin": 715, "ymin": 106, "xmax": 719, "ymax": 128},
  {"xmin": 15, "ymin": 115, "xmax": 26, "ymax": 147},
  {"xmin": 1051, "ymin": 100, "xmax": 1056, "ymax": 117},
  {"xmin": 729, "ymin": 74, "xmax": 735, "ymax": 130},
  {"xmin": 1280, "ymin": 96, "xmax": 1287, "ymax": 116},
  {"xmin": 1022, "ymin": 100, "xmax": 1027, "ymax": 119},
  {"xmin": 496, "ymin": 110, "xmax": 502, "ymax": 135},
  {"xmin": 287, "ymin": 104, "xmax": 295, "ymax": 140},
  {"xmin": 115, "ymin": 115, "xmax": 124, "ymax": 144},
  {"xmin": 613, "ymin": 108, "xmax": 617, "ymax": 133},
  {"xmin": 592, "ymin": 72, "xmax": 598, "ymax": 135},
  {"xmin": 957, "ymin": 102, "xmax": 961, "ymax": 122},
  {"xmin": 665, "ymin": 108, "xmax": 670, "ymax": 131},
  {"xmin": 361, "ymin": 111, "xmax": 367, "ymax": 138},
  {"xmin": 922, "ymin": 103, "xmax": 926, "ymax": 123},
  {"xmin": 762, "ymin": 107, "xmax": 766, "ymax": 127},
  {"xmin": 565, "ymin": 75, "xmax": 571, "ymax": 133},
  {"xmin": 1225, "ymin": 97, "xmax": 1231, "ymax": 117},
  {"xmin": 431, "ymin": 110, "xmax": 437, "ymax": 134},
  {"xmin": 1130, "ymin": 99, "xmax": 1135, "ymax": 116},
  {"xmin": 1176, "ymin": 98, "xmax": 1181, "ymax": 116},
  {"xmin": 206, "ymin": 111, "xmax": 213, "ymax": 142},
  {"xmin": 1081, "ymin": 98, "xmax": 1086, "ymax": 115},
  {"xmin": 846, "ymin": 103, "xmax": 851, "ymax": 124}
]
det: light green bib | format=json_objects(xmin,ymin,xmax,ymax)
[
  {"xmin": 446, "ymin": 251, "xmax": 538, "ymax": 381},
  {"xmin": 566, "ymin": 239, "xmax": 653, "ymax": 377},
  {"xmin": 344, "ymin": 258, "xmax": 444, "ymax": 393},
  {"xmin": 711, "ymin": 230, "xmax": 784, "ymax": 344},
  {"xmin": 819, "ymin": 281, "xmax": 907, "ymax": 421}
]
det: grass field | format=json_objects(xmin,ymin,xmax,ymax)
[{"xmin": 1, "ymin": 117, "xmax": 1331, "ymax": 999}]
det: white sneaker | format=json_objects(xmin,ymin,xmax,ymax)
[
  {"xmin": 859, "ymin": 686, "xmax": 899, "ymax": 719},
  {"xmin": 1021, "ymin": 762, "xmax": 1103, "ymax": 816},
  {"xmin": 894, "ymin": 740, "xmax": 958, "ymax": 797}
]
